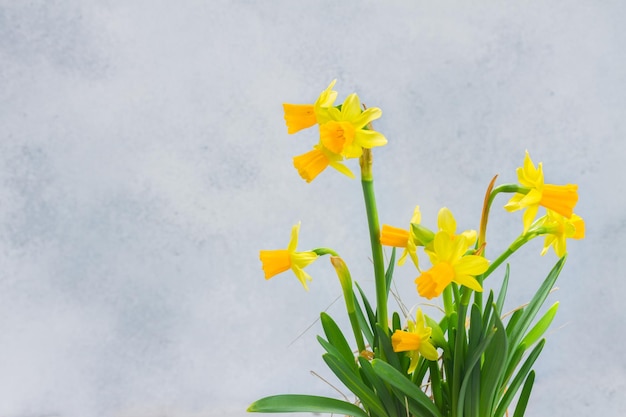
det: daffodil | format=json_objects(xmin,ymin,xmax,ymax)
[
  {"xmin": 391, "ymin": 309, "xmax": 439, "ymax": 373},
  {"xmin": 537, "ymin": 210, "xmax": 585, "ymax": 257},
  {"xmin": 415, "ymin": 231, "xmax": 489, "ymax": 299},
  {"xmin": 282, "ymin": 80, "xmax": 338, "ymax": 134},
  {"xmin": 292, "ymin": 143, "xmax": 355, "ymax": 183},
  {"xmin": 380, "ymin": 206, "xmax": 422, "ymax": 268},
  {"xmin": 319, "ymin": 93, "xmax": 387, "ymax": 159},
  {"xmin": 259, "ymin": 223, "xmax": 318, "ymax": 290},
  {"xmin": 504, "ymin": 151, "xmax": 579, "ymax": 233}
]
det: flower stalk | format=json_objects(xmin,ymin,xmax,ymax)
[{"xmin": 359, "ymin": 148, "xmax": 388, "ymax": 337}]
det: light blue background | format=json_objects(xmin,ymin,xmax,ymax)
[{"xmin": 1, "ymin": 1, "xmax": 624, "ymax": 416}]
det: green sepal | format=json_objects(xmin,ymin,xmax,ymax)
[{"xmin": 248, "ymin": 394, "xmax": 369, "ymax": 417}]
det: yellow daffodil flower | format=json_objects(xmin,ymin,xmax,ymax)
[
  {"xmin": 283, "ymin": 80, "xmax": 338, "ymax": 134},
  {"xmin": 538, "ymin": 210, "xmax": 585, "ymax": 257},
  {"xmin": 320, "ymin": 93, "xmax": 387, "ymax": 159},
  {"xmin": 415, "ymin": 231, "xmax": 489, "ymax": 299},
  {"xmin": 380, "ymin": 206, "xmax": 422, "ymax": 268},
  {"xmin": 504, "ymin": 151, "xmax": 579, "ymax": 233},
  {"xmin": 391, "ymin": 309, "xmax": 439, "ymax": 373},
  {"xmin": 293, "ymin": 144, "xmax": 355, "ymax": 183},
  {"xmin": 259, "ymin": 223, "xmax": 318, "ymax": 290}
]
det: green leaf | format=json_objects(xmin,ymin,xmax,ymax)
[
  {"xmin": 353, "ymin": 293, "xmax": 375, "ymax": 347},
  {"xmin": 512, "ymin": 370, "xmax": 535, "ymax": 417},
  {"xmin": 358, "ymin": 356, "xmax": 400, "ymax": 417},
  {"xmin": 520, "ymin": 301, "xmax": 559, "ymax": 348},
  {"xmin": 356, "ymin": 282, "xmax": 377, "ymax": 338},
  {"xmin": 376, "ymin": 324, "xmax": 402, "ymax": 371},
  {"xmin": 385, "ymin": 247, "xmax": 397, "ymax": 296},
  {"xmin": 371, "ymin": 359, "xmax": 443, "ymax": 417},
  {"xmin": 479, "ymin": 308, "xmax": 508, "ymax": 417},
  {"xmin": 457, "ymin": 327, "xmax": 496, "ymax": 417},
  {"xmin": 495, "ymin": 339, "xmax": 545, "ymax": 417},
  {"xmin": 495, "ymin": 265, "xmax": 510, "ymax": 315},
  {"xmin": 508, "ymin": 256, "xmax": 566, "ymax": 354},
  {"xmin": 248, "ymin": 394, "xmax": 369, "ymax": 417},
  {"xmin": 320, "ymin": 312, "xmax": 356, "ymax": 371},
  {"xmin": 322, "ymin": 354, "xmax": 387, "ymax": 417}
]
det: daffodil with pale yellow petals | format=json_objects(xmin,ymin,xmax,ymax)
[
  {"xmin": 504, "ymin": 151, "xmax": 579, "ymax": 233},
  {"xmin": 538, "ymin": 210, "xmax": 585, "ymax": 257},
  {"xmin": 391, "ymin": 309, "xmax": 439, "ymax": 373},
  {"xmin": 416, "ymin": 231, "xmax": 489, "ymax": 299},
  {"xmin": 283, "ymin": 80, "xmax": 338, "ymax": 134},
  {"xmin": 293, "ymin": 144, "xmax": 354, "ymax": 183},
  {"xmin": 259, "ymin": 223, "xmax": 318, "ymax": 290},
  {"xmin": 320, "ymin": 93, "xmax": 387, "ymax": 159},
  {"xmin": 380, "ymin": 206, "xmax": 422, "ymax": 268}
]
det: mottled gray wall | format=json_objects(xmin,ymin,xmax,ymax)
[{"xmin": 0, "ymin": 1, "xmax": 624, "ymax": 416}]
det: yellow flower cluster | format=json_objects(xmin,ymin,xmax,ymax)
[{"xmin": 283, "ymin": 80, "xmax": 387, "ymax": 182}]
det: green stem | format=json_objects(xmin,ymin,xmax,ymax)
[{"xmin": 360, "ymin": 149, "xmax": 388, "ymax": 336}]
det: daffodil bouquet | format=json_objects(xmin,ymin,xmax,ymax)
[{"xmin": 248, "ymin": 81, "xmax": 584, "ymax": 417}]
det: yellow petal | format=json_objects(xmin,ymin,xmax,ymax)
[
  {"xmin": 352, "ymin": 107, "xmax": 382, "ymax": 129},
  {"xmin": 354, "ymin": 129, "xmax": 387, "ymax": 149},
  {"xmin": 453, "ymin": 274, "xmax": 483, "ymax": 292},
  {"xmin": 419, "ymin": 341, "xmax": 439, "ymax": 361},
  {"xmin": 287, "ymin": 222, "xmax": 301, "ymax": 252},
  {"xmin": 454, "ymin": 255, "xmax": 489, "ymax": 276},
  {"xmin": 437, "ymin": 207, "xmax": 456, "ymax": 235}
]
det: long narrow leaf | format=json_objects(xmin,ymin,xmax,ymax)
[
  {"xmin": 358, "ymin": 356, "xmax": 400, "ymax": 417},
  {"xmin": 457, "ymin": 330, "xmax": 496, "ymax": 417},
  {"xmin": 320, "ymin": 312, "xmax": 356, "ymax": 371},
  {"xmin": 323, "ymin": 354, "xmax": 387, "ymax": 417},
  {"xmin": 520, "ymin": 302, "xmax": 559, "ymax": 348},
  {"xmin": 495, "ymin": 339, "xmax": 545, "ymax": 417},
  {"xmin": 353, "ymin": 292, "xmax": 375, "ymax": 347},
  {"xmin": 371, "ymin": 359, "xmax": 443, "ymax": 417},
  {"xmin": 248, "ymin": 394, "xmax": 369, "ymax": 417},
  {"xmin": 512, "ymin": 370, "xmax": 535, "ymax": 417},
  {"xmin": 495, "ymin": 265, "xmax": 510, "ymax": 315},
  {"xmin": 479, "ymin": 309, "xmax": 508, "ymax": 417},
  {"xmin": 385, "ymin": 248, "xmax": 397, "ymax": 296},
  {"xmin": 508, "ymin": 256, "xmax": 566, "ymax": 353},
  {"xmin": 355, "ymin": 282, "xmax": 377, "ymax": 337}
]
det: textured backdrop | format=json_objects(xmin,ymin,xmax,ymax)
[{"xmin": 1, "ymin": 1, "xmax": 624, "ymax": 416}]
